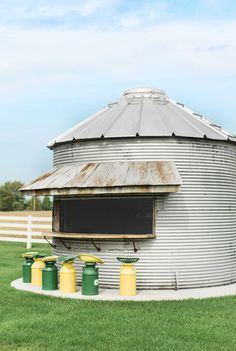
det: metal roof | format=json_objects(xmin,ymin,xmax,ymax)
[
  {"xmin": 48, "ymin": 87, "xmax": 235, "ymax": 147},
  {"xmin": 21, "ymin": 161, "xmax": 181, "ymax": 196}
]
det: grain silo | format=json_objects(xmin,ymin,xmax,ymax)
[{"xmin": 22, "ymin": 87, "xmax": 236, "ymax": 290}]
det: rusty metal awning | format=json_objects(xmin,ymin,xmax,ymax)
[{"xmin": 21, "ymin": 161, "xmax": 182, "ymax": 196}]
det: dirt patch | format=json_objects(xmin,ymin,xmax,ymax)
[{"xmin": 0, "ymin": 211, "xmax": 52, "ymax": 217}]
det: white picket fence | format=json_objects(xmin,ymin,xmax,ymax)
[{"xmin": 0, "ymin": 215, "xmax": 52, "ymax": 248}]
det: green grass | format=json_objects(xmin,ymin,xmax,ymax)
[{"xmin": 1, "ymin": 242, "xmax": 236, "ymax": 351}]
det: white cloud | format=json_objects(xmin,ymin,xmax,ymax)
[
  {"xmin": 117, "ymin": 1, "xmax": 169, "ymax": 28},
  {"xmin": 0, "ymin": 0, "xmax": 235, "ymax": 32},
  {"xmin": 0, "ymin": 0, "xmax": 120, "ymax": 21},
  {"xmin": 0, "ymin": 19, "xmax": 235, "ymax": 99},
  {"xmin": 78, "ymin": 0, "xmax": 118, "ymax": 17},
  {"xmin": 118, "ymin": 16, "xmax": 143, "ymax": 28}
]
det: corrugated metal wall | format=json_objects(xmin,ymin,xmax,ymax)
[{"xmin": 53, "ymin": 137, "xmax": 236, "ymax": 289}]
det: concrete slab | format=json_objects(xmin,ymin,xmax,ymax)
[{"xmin": 11, "ymin": 278, "xmax": 236, "ymax": 301}]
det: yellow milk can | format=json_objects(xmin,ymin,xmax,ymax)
[
  {"xmin": 31, "ymin": 254, "xmax": 46, "ymax": 287},
  {"xmin": 117, "ymin": 257, "xmax": 139, "ymax": 296},
  {"xmin": 59, "ymin": 256, "xmax": 77, "ymax": 293}
]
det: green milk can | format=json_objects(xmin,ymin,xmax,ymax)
[
  {"xmin": 82, "ymin": 263, "xmax": 99, "ymax": 295},
  {"xmin": 22, "ymin": 252, "xmax": 39, "ymax": 283},
  {"xmin": 42, "ymin": 256, "xmax": 58, "ymax": 291},
  {"xmin": 79, "ymin": 254, "xmax": 104, "ymax": 296}
]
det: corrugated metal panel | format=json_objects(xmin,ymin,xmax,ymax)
[
  {"xmin": 21, "ymin": 161, "xmax": 181, "ymax": 196},
  {"xmin": 48, "ymin": 88, "xmax": 233, "ymax": 147},
  {"xmin": 52, "ymin": 137, "xmax": 236, "ymax": 289}
]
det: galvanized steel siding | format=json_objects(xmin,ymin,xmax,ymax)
[{"xmin": 53, "ymin": 138, "xmax": 236, "ymax": 289}]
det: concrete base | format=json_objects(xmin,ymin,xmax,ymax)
[{"xmin": 11, "ymin": 278, "xmax": 236, "ymax": 301}]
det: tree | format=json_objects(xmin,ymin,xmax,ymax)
[
  {"xmin": 0, "ymin": 181, "xmax": 26, "ymax": 211},
  {"xmin": 41, "ymin": 196, "xmax": 52, "ymax": 210},
  {"xmin": 26, "ymin": 196, "xmax": 42, "ymax": 211}
]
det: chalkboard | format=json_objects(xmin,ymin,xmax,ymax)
[{"xmin": 60, "ymin": 198, "xmax": 154, "ymax": 235}]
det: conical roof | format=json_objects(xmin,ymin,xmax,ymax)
[{"xmin": 48, "ymin": 87, "xmax": 235, "ymax": 147}]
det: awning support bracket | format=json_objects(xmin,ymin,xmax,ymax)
[
  {"xmin": 91, "ymin": 239, "xmax": 101, "ymax": 252},
  {"xmin": 43, "ymin": 235, "xmax": 56, "ymax": 248},
  {"xmin": 61, "ymin": 239, "xmax": 71, "ymax": 250},
  {"xmin": 132, "ymin": 239, "xmax": 138, "ymax": 253}
]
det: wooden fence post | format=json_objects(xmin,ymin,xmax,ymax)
[{"xmin": 27, "ymin": 215, "xmax": 33, "ymax": 249}]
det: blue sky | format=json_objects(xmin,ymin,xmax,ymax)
[{"xmin": 0, "ymin": 0, "xmax": 236, "ymax": 184}]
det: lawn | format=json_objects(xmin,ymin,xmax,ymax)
[{"xmin": 0, "ymin": 242, "xmax": 236, "ymax": 351}]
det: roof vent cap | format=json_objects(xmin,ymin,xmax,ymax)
[{"xmin": 123, "ymin": 87, "xmax": 166, "ymax": 97}]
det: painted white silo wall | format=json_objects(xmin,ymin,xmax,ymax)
[{"xmin": 53, "ymin": 137, "xmax": 236, "ymax": 289}]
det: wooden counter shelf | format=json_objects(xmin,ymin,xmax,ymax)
[{"xmin": 44, "ymin": 232, "xmax": 156, "ymax": 239}]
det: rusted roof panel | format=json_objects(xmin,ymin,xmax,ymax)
[{"xmin": 21, "ymin": 161, "xmax": 182, "ymax": 196}]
